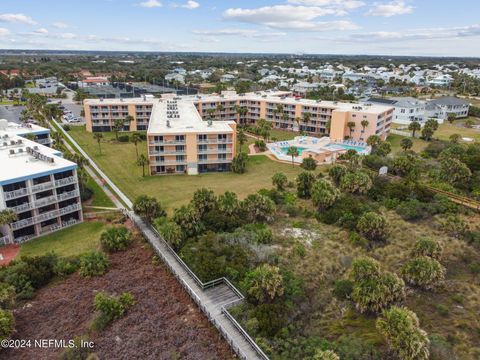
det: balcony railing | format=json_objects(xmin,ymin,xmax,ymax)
[
  {"xmin": 10, "ymin": 202, "xmax": 33, "ymax": 213},
  {"xmin": 31, "ymin": 181, "xmax": 54, "ymax": 193},
  {"xmin": 197, "ymin": 139, "xmax": 233, "ymax": 144},
  {"xmin": 198, "ymin": 149, "xmax": 231, "ymax": 154},
  {"xmin": 149, "ymin": 140, "xmax": 186, "ymax": 145},
  {"xmin": 198, "ymin": 159, "xmax": 232, "ymax": 164},
  {"xmin": 11, "ymin": 217, "xmax": 35, "ymax": 230},
  {"xmin": 35, "ymin": 195, "xmax": 57, "ymax": 208},
  {"xmin": 10, "ymin": 203, "xmax": 81, "ymax": 230},
  {"xmin": 4, "ymin": 188, "xmax": 28, "ymax": 200},
  {"xmin": 152, "ymin": 160, "xmax": 187, "ymax": 166},
  {"xmin": 0, "ymin": 235, "xmax": 12, "ymax": 246},
  {"xmin": 59, "ymin": 203, "xmax": 82, "ymax": 215},
  {"xmin": 57, "ymin": 190, "xmax": 79, "ymax": 201},
  {"xmin": 54, "ymin": 176, "xmax": 77, "ymax": 187},
  {"xmin": 149, "ymin": 150, "xmax": 186, "ymax": 155}
]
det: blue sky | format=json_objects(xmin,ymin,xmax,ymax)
[{"xmin": 0, "ymin": 0, "xmax": 479, "ymax": 56}]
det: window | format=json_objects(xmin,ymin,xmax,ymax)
[
  {"xmin": 217, "ymin": 134, "xmax": 227, "ymax": 141},
  {"xmin": 175, "ymin": 135, "xmax": 185, "ymax": 142},
  {"xmin": 218, "ymin": 144, "xmax": 227, "ymax": 150},
  {"xmin": 198, "ymin": 144, "xmax": 207, "ymax": 151},
  {"xmin": 175, "ymin": 145, "xmax": 185, "ymax": 152},
  {"xmin": 198, "ymin": 154, "xmax": 207, "ymax": 161},
  {"xmin": 154, "ymin": 136, "xmax": 164, "ymax": 142},
  {"xmin": 198, "ymin": 134, "xmax": 207, "ymax": 141},
  {"xmin": 176, "ymin": 155, "xmax": 185, "ymax": 162},
  {"xmin": 218, "ymin": 154, "xmax": 227, "ymax": 160}
]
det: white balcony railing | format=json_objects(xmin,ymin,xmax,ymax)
[
  {"xmin": 57, "ymin": 190, "xmax": 79, "ymax": 201},
  {"xmin": 54, "ymin": 176, "xmax": 77, "ymax": 187},
  {"xmin": 198, "ymin": 159, "xmax": 232, "ymax": 164},
  {"xmin": 35, "ymin": 195, "xmax": 57, "ymax": 208},
  {"xmin": 4, "ymin": 188, "xmax": 28, "ymax": 200},
  {"xmin": 10, "ymin": 202, "xmax": 33, "ymax": 213},
  {"xmin": 31, "ymin": 181, "xmax": 54, "ymax": 193}
]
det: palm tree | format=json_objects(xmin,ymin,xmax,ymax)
[
  {"xmin": 136, "ymin": 154, "xmax": 149, "ymax": 177},
  {"xmin": 286, "ymin": 146, "xmax": 299, "ymax": 167},
  {"xmin": 303, "ymin": 112, "xmax": 312, "ymax": 125},
  {"xmin": 401, "ymin": 138, "xmax": 413, "ymax": 152},
  {"xmin": 0, "ymin": 209, "xmax": 17, "ymax": 227},
  {"xmin": 216, "ymin": 104, "xmax": 225, "ymax": 118},
  {"xmin": 360, "ymin": 120, "xmax": 369, "ymax": 133},
  {"xmin": 237, "ymin": 129, "xmax": 247, "ymax": 151},
  {"xmin": 408, "ymin": 121, "xmax": 421, "ymax": 138},
  {"xmin": 235, "ymin": 105, "xmax": 248, "ymax": 124},
  {"xmin": 131, "ymin": 132, "xmax": 142, "ymax": 159},
  {"xmin": 447, "ymin": 112, "xmax": 456, "ymax": 124},
  {"xmin": 93, "ymin": 133, "xmax": 103, "ymax": 154},
  {"xmin": 125, "ymin": 115, "xmax": 134, "ymax": 130},
  {"xmin": 113, "ymin": 119, "xmax": 124, "ymax": 141},
  {"xmin": 347, "ymin": 121, "xmax": 356, "ymax": 138}
]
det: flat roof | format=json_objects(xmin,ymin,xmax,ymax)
[
  {"xmin": 84, "ymin": 96, "xmax": 156, "ymax": 105},
  {"xmin": 0, "ymin": 133, "xmax": 76, "ymax": 186},
  {"xmin": 148, "ymin": 98, "xmax": 234, "ymax": 134},
  {"xmin": 0, "ymin": 121, "xmax": 50, "ymax": 136}
]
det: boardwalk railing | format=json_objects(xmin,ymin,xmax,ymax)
[{"xmin": 126, "ymin": 211, "xmax": 269, "ymax": 360}]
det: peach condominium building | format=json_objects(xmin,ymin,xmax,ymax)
[{"xmin": 84, "ymin": 91, "xmax": 393, "ymax": 143}]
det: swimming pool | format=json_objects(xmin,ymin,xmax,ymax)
[
  {"xmin": 280, "ymin": 146, "xmax": 307, "ymax": 155},
  {"xmin": 325, "ymin": 144, "xmax": 366, "ymax": 153}
]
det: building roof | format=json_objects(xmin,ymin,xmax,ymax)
[
  {"xmin": 367, "ymin": 97, "xmax": 424, "ymax": 108},
  {"xmin": 0, "ymin": 132, "xmax": 76, "ymax": 186},
  {"xmin": 0, "ymin": 121, "xmax": 50, "ymax": 137},
  {"xmin": 148, "ymin": 97, "xmax": 234, "ymax": 135},
  {"xmin": 428, "ymin": 96, "xmax": 470, "ymax": 106}
]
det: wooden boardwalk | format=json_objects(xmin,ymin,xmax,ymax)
[
  {"xmin": 53, "ymin": 119, "xmax": 268, "ymax": 360},
  {"xmin": 128, "ymin": 211, "xmax": 268, "ymax": 360}
]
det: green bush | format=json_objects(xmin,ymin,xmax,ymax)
[
  {"xmin": 117, "ymin": 134, "xmax": 130, "ymax": 142},
  {"xmin": 435, "ymin": 304, "xmax": 449, "ymax": 316},
  {"xmin": 411, "ymin": 238, "xmax": 443, "ymax": 260},
  {"xmin": 79, "ymin": 251, "xmax": 110, "ymax": 277},
  {"xmin": 60, "ymin": 336, "xmax": 95, "ymax": 360},
  {"xmin": 333, "ymin": 279, "xmax": 353, "ymax": 300},
  {"xmin": 356, "ymin": 212, "xmax": 389, "ymax": 243},
  {"xmin": 92, "ymin": 292, "xmax": 135, "ymax": 330},
  {"xmin": 62, "ymin": 124, "xmax": 71, "ymax": 131},
  {"xmin": 0, "ymin": 283, "xmax": 16, "ymax": 309},
  {"xmin": 401, "ymin": 256, "xmax": 446, "ymax": 290},
  {"xmin": 100, "ymin": 226, "xmax": 132, "ymax": 252},
  {"xmin": 54, "ymin": 258, "xmax": 80, "ymax": 277},
  {"xmin": 0, "ymin": 309, "xmax": 14, "ymax": 341},
  {"xmin": 348, "ymin": 232, "xmax": 368, "ymax": 247}
]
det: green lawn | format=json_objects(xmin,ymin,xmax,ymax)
[
  {"xmin": 387, "ymin": 134, "xmax": 429, "ymax": 154},
  {"xmin": 68, "ymin": 126, "xmax": 310, "ymax": 211},
  {"xmin": 85, "ymin": 175, "xmax": 116, "ymax": 208},
  {"xmin": 19, "ymin": 221, "xmax": 105, "ymax": 258},
  {"xmin": 435, "ymin": 118, "xmax": 480, "ymax": 142},
  {"xmin": 269, "ymin": 129, "xmax": 298, "ymax": 141}
]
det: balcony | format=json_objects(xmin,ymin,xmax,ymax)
[
  {"xmin": 11, "ymin": 217, "xmax": 35, "ymax": 230},
  {"xmin": 39, "ymin": 222, "xmax": 61, "ymax": 235},
  {"xmin": 31, "ymin": 181, "xmax": 54, "ymax": 193},
  {"xmin": 198, "ymin": 158, "xmax": 232, "ymax": 164},
  {"xmin": 197, "ymin": 138, "xmax": 233, "ymax": 144},
  {"xmin": 0, "ymin": 235, "xmax": 12, "ymax": 246},
  {"xmin": 4, "ymin": 188, "xmax": 28, "ymax": 200},
  {"xmin": 150, "ymin": 150, "xmax": 186, "ymax": 155},
  {"xmin": 149, "ymin": 139, "xmax": 186, "ymax": 145},
  {"xmin": 198, "ymin": 148, "xmax": 231, "ymax": 154},
  {"xmin": 10, "ymin": 202, "xmax": 33, "ymax": 213},
  {"xmin": 35, "ymin": 195, "xmax": 58, "ymax": 208},
  {"xmin": 59, "ymin": 203, "xmax": 82, "ymax": 216},
  {"xmin": 55, "ymin": 176, "xmax": 77, "ymax": 187},
  {"xmin": 57, "ymin": 190, "xmax": 79, "ymax": 201},
  {"xmin": 152, "ymin": 160, "xmax": 187, "ymax": 166}
]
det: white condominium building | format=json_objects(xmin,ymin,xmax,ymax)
[{"xmin": 0, "ymin": 120, "xmax": 82, "ymax": 245}]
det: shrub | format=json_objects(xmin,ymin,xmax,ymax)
[
  {"xmin": 241, "ymin": 194, "xmax": 276, "ymax": 223},
  {"xmin": 401, "ymin": 256, "xmax": 446, "ymax": 290},
  {"xmin": 252, "ymin": 303, "xmax": 286, "ymax": 336},
  {"xmin": 231, "ymin": 152, "xmax": 248, "ymax": 174},
  {"xmin": 133, "ymin": 195, "xmax": 166, "ymax": 224},
  {"xmin": 239, "ymin": 223, "xmax": 273, "ymax": 244},
  {"xmin": 348, "ymin": 231, "xmax": 368, "ymax": 247},
  {"xmin": 328, "ymin": 164, "xmax": 347, "ymax": 186},
  {"xmin": 296, "ymin": 171, "xmax": 316, "ymax": 199},
  {"xmin": 60, "ymin": 336, "xmax": 94, "ymax": 360},
  {"xmin": 376, "ymin": 306, "xmax": 430, "ymax": 360},
  {"xmin": 0, "ymin": 283, "xmax": 16, "ymax": 309},
  {"xmin": 79, "ymin": 252, "xmax": 110, "ymax": 277},
  {"xmin": 92, "ymin": 292, "xmax": 135, "ymax": 330},
  {"xmin": 435, "ymin": 304, "xmax": 449, "ymax": 316},
  {"xmin": 100, "ymin": 226, "xmax": 132, "ymax": 252},
  {"xmin": 155, "ymin": 218, "xmax": 184, "ymax": 250},
  {"xmin": 0, "ymin": 309, "xmax": 14, "ymax": 341},
  {"xmin": 333, "ymin": 279, "xmax": 353, "ymax": 300},
  {"xmin": 356, "ymin": 212, "xmax": 389, "ymax": 243},
  {"xmin": 340, "ymin": 172, "xmax": 373, "ymax": 195},
  {"xmin": 255, "ymin": 140, "xmax": 266, "ymax": 151},
  {"xmin": 117, "ymin": 134, "xmax": 130, "ymax": 142},
  {"xmin": 317, "ymin": 194, "xmax": 375, "ymax": 230},
  {"xmin": 62, "ymin": 124, "xmax": 71, "ymax": 131},
  {"xmin": 311, "ymin": 179, "xmax": 340, "ymax": 211},
  {"xmin": 54, "ymin": 258, "xmax": 79, "ymax": 277},
  {"xmin": 242, "ymin": 264, "xmax": 284, "ymax": 304},
  {"xmin": 351, "ymin": 257, "xmax": 405, "ymax": 313},
  {"xmin": 272, "ymin": 172, "xmax": 288, "ymax": 191},
  {"xmin": 301, "ymin": 156, "xmax": 317, "ymax": 171},
  {"xmin": 411, "ymin": 238, "xmax": 443, "ymax": 260},
  {"xmin": 312, "ymin": 350, "xmax": 340, "ymax": 360},
  {"xmin": 440, "ymin": 215, "xmax": 469, "ymax": 238}
]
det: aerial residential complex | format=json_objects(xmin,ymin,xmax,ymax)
[{"xmin": 0, "ymin": 120, "xmax": 82, "ymax": 245}]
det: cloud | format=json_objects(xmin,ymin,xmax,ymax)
[
  {"xmin": 182, "ymin": 1, "xmax": 199, "ymax": 9},
  {"xmin": 366, "ymin": 1, "xmax": 413, "ymax": 17},
  {"xmin": 0, "ymin": 13, "xmax": 37, "ymax": 25},
  {"xmin": 337, "ymin": 24, "xmax": 480, "ymax": 42},
  {"xmin": 287, "ymin": 0, "xmax": 365, "ymax": 10},
  {"xmin": 193, "ymin": 28, "xmax": 286, "ymax": 38},
  {"xmin": 0, "ymin": 28, "xmax": 10, "ymax": 37},
  {"xmin": 52, "ymin": 22, "xmax": 68, "ymax": 29},
  {"xmin": 34, "ymin": 28, "xmax": 49, "ymax": 34},
  {"xmin": 139, "ymin": 0, "xmax": 162, "ymax": 8},
  {"xmin": 224, "ymin": 5, "xmax": 359, "ymax": 32}
]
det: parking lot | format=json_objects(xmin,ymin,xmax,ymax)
[{"xmin": 0, "ymin": 105, "xmax": 25, "ymax": 124}]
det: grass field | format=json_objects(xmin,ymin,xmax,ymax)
[
  {"xmin": 85, "ymin": 175, "xmax": 116, "ymax": 208},
  {"xmin": 435, "ymin": 118, "xmax": 480, "ymax": 141},
  {"xmin": 68, "ymin": 126, "xmax": 309, "ymax": 211},
  {"xmin": 386, "ymin": 133, "xmax": 429, "ymax": 154},
  {"xmin": 19, "ymin": 221, "xmax": 104, "ymax": 258}
]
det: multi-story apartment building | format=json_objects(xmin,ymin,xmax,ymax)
[
  {"xmin": 147, "ymin": 96, "xmax": 236, "ymax": 175},
  {"xmin": 0, "ymin": 120, "xmax": 82, "ymax": 245},
  {"xmin": 2, "ymin": 121, "xmax": 52, "ymax": 147},
  {"xmin": 366, "ymin": 97, "xmax": 427, "ymax": 125},
  {"xmin": 84, "ymin": 91, "xmax": 393, "ymax": 143},
  {"xmin": 193, "ymin": 91, "xmax": 393, "ymax": 142},
  {"xmin": 84, "ymin": 95, "xmax": 154, "ymax": 132}
]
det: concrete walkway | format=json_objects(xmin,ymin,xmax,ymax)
[{"xmin": 51, "ymin": 118, "xmax": 268, "ymax": 360}]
